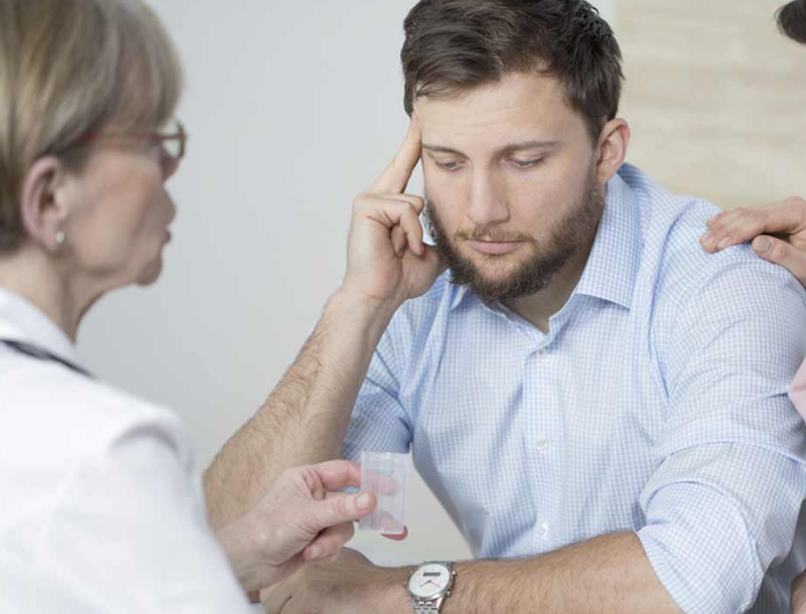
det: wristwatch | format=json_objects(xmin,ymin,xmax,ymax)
[{"xmin": 406, "ymin": 561, "xmax": 456, "ymax": 613}]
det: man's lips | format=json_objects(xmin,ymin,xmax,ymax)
[{"xmin": 465, "ymin": 239, "xmax": 525, "ymax": 255}]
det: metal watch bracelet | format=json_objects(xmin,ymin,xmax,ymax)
[{"xmin": 411, "ymin": 599, "xmax": 442, "ymax": 613}]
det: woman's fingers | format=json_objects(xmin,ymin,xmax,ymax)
[
  {"xmin": 301, "ymin": 522, "xmax": 356, "ymax": 561},
  {"xmin": 752, "ymin": 235, "xmax": 806, "ymax": 287},
  {"xmin": 312, "ymin": 460, "xmax": 362, "ymax": 491},
  {"xmin": 702, "ymin": 197, "xmax": 806, "ymax": 253},
  {"xmin": 702, "ymin": 210, "xmax": 771, "ymax": 252}
]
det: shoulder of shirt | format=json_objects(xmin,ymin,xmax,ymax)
[
  {"xmin": 619, "ymin": 164, "xmax": 806, "ymax": 308},
  {"xmin": 368, "ymin": 273, "xmax": 459, "ymax": 372},
  {"xmin": 386, "ymin": 272, "xmax": 457, "ymax": 332},
  {"xmin": 0, "ymin": 360, "xmax": 190, "ymax": 463}
]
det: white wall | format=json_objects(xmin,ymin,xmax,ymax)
[{"xmin": 78, "ymin": 0, "xmax": 613, "ymax": 563}]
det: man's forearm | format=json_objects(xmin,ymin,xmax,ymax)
[
  {"xmin": 204, "ymin": 288, "xmax": 398, "ymax": 529},
  {"xmin": 383, "ymin": 532, "xmax": 681, "ymax": 614}
]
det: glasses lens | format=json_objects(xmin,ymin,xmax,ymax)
[
  {"xmin": 163, "ymin": 138, "xmax": 181, "ymax": 159},
  {"xmin": 156, "ymin": 119, "xmax": 184, "ymax": 160}
]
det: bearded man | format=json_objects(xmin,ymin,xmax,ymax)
[{"xmin": 205, "ymin": 2, "xmax": 806, "ymax": 613}]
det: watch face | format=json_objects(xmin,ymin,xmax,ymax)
[{"xmin": 408, "ymin": 563, "xmax": 451, "ymax": 599}]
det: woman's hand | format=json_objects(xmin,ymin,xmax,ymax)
[
  {"xmin": 216, "ymin": 460, "xmax": 375, "ymax": 594},
  {"xmin": 700, "ymin": 196, "xmax": 806, "ymax": 288}
]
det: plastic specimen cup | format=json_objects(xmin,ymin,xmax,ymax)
[{"xmin": 358, "ymin": 451, "xmax": 409, "ymax": 536}]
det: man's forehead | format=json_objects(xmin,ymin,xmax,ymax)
[{"xmin": 413, "ymin": 72, "xmax": 580, "ymax": 150}]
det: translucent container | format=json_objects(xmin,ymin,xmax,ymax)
[{"xmin": 358, "ymin": 451, "xmax": 409, "ymax": 536}]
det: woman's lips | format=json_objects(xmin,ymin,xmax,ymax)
[{"xmin": 466, "ymin": 240, "xmax": 524, "ymax": 255}]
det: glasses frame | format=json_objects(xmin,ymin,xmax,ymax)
[{"xmin": 77, "ymin": 118, "xmax": 187, "ymax": 161}]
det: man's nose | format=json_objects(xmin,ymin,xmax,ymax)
[{"xmin": 466, "ymin": 171, "xmax": 509, "ymax": 228}]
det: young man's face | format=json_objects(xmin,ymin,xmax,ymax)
[{"xmin": 415, "ymin": 71, "xmax": 604, "ymax": 303}]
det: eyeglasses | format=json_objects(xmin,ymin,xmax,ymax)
[{"xmin": 77, "ymin": 118, "xmax": 188, "ymax": 162}]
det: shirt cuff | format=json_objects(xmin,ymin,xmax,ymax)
[{"xmin": 637, "ymin": 482, "xmax": 762, "ymax": 614}]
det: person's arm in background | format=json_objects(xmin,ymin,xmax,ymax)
[
  {"xmin": 203, "ymin": 118, "xmax": 443, "ymax": 531},
  {"xmin": 699, "ymin": 197, "xmax": 806, "ymax": 614},
  {"xmin": 700, "ymin": 195, "xmax": 806, "ymax": 287},
  {"xmin": 795, "ymin": 573, "xmax": 806, "ymax": 614}
]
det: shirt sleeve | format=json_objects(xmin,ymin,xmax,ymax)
[
  {"xmin": 33, "ymin": 417, "xmax": 254, "ymax": 614},
  {"xmin": 638, "ymin": 257, "xmax": 806, "ymax": 614},
  {"xmin": 342, "ymin": 329, "xmax": 413, "ymax": 463}
]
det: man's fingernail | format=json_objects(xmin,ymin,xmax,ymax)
[
  {"xmin": 308, "ymin": 546, "xmax": 322, "ymax": 559},
  {"xmin": 753, "ymin": 237, "xmax": 772, "ymax": 254},
  {"xmin": 357, "ymin": 493, "xmax": 373, "ymax": 510},
  {"xmin": 716, "ymin": 236, "xmax": 732, "ymax": 250},
  {"xmin": 701, "ymin": 232, "xmax": 714, "ymax": 247}
]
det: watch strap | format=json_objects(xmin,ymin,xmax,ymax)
[{"xmin": 411, "ymin": 599, "xmax": 442, "ymax": 613}]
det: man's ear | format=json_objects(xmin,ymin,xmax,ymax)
[
  {"xmin": 19, "ymin": 156, "xmax": 71, "ymax": 252},
  {"xmin": 595, "ymin": 118, "xmax": 630, "ymax": 185}
]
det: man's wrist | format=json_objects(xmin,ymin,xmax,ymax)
[
  {"xmin": 328, "ymin": 285, "xmax": 402, "ymax": 333},
  {"xmin": 376, "ymin": 565, "xmax": 417, "ymax": 613},
  {"xmin": 215, "ymin": 519, "xmax": 256, "ymax": 592}
]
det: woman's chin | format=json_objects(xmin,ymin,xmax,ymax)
[{"xmin": 136, "ymin": 257, "xmax": 164, "ymax": 286}]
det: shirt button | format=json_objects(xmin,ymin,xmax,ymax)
[
  {"xmin": 536, "ymin": 348, "xmax": 548, "ymax": 357},
  {"xmin": 539, "ymin": 523, "xmax": 550, "ymax": 537},
  {"xmin": 536, "ymin": 436, "xmax": 550, "ymax": 452}
]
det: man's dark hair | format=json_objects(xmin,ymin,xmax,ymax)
[
  {"xmin": 401, "ymin": 0, "xmax": 623, "ymax": 143},
  {"xmin": 778, "ymin": 0, "xmax": 806, "ymax": 44}
]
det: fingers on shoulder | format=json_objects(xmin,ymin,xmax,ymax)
[{"xmin": 754, "ymin": 235, "xmax": 806, "ymax": 285}]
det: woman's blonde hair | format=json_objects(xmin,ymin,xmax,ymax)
[{"xmin": 0, "ymin": 0, "xmax": 183, "ymax": 252}]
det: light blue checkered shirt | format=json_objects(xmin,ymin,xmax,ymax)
[{"xmin": 343, "ymin": 164, "xmax": 806, "ymax": 614}]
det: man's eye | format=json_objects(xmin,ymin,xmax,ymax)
[
  {"xmin": 437, "ymin": 160, "xmax": 461, "ymax": 171},
  {"xmin": 511, "ymin": 158, "xmax": 545, "ymax": 169}
]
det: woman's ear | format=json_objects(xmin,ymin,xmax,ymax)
[
  {"xmin": 595, "ymin": 118, "xmax": 631, "ymax": 185},
  {"xmin": 19, "ymin": 156, "xmax": 71, "ymax": 252}
]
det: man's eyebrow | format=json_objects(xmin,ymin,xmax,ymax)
[
  {"xmin": 421, "ymin": 140, "xmax": 562, "ymax": 157},
  {"xmin": 499, "ymin": 139, "xmax": 562, "ymax": 155}
]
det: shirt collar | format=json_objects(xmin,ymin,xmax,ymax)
[
  {"xmin": 573, "ymin": 171, "xmax": 642, "ymax": 310},
  {"xmin": 0, "ymin": 287, "xmax": 86, "ymax": 369},
  {"xmin": 449, "ymin": 168, "xmax": 642, "ymax": 312},
  {"xmin": 449, "ymin": 277, "xmax": 472, "ymax": 311}
]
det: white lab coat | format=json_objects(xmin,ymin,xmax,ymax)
[{"xmin": 0, "ymin": 288, "xmax": 253, "ymax": 613}]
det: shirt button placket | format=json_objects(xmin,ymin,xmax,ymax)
[
  {"xmin": 534, "ymin": 345, "xmax": 551, "ymax": 455},
  {"xmin": 528, "ymin": 338, "xmax": 555, "ymax": 550}
]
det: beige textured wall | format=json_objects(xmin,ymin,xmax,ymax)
[{"xmin": 616, "ymin": 1, "xmax": 806, "ymax": 210}]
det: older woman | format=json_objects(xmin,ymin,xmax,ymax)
[{"xmin": 0, "ymin": 0, "xmax": 377, "ymax": 612}]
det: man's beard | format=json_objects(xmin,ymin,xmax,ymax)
[{"xmin": 423, "ymin": 168, "xmax": 603, "ymax": 305}]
